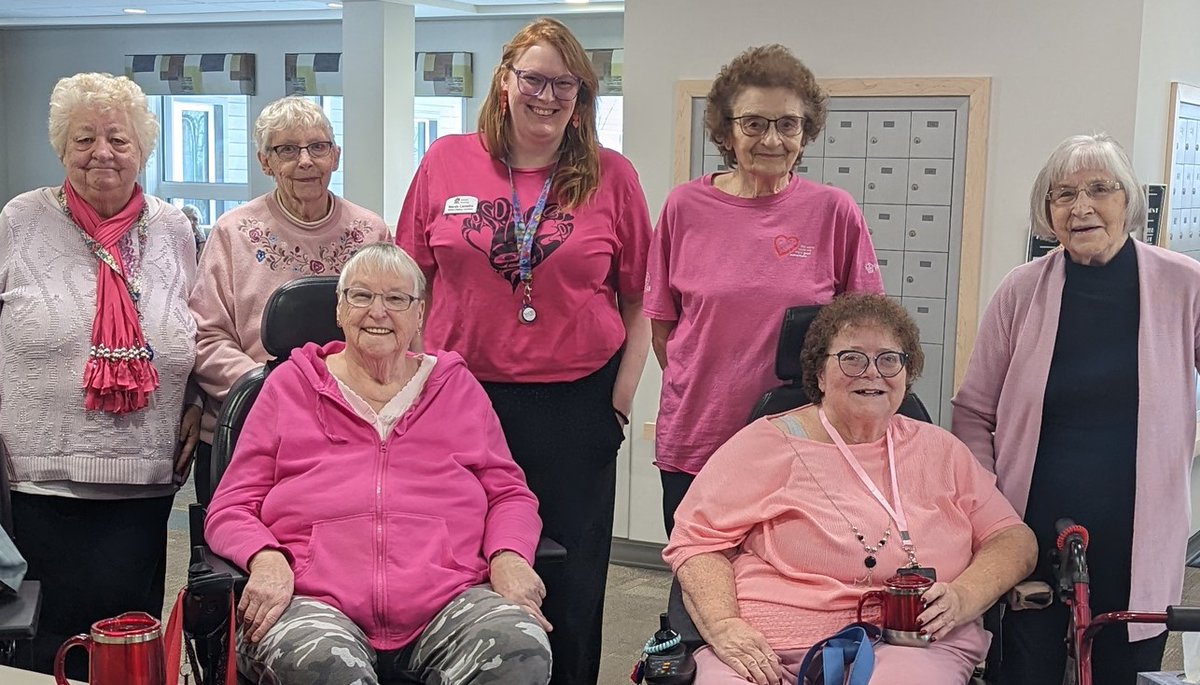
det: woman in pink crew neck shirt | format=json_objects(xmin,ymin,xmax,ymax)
[{"xmin": 645, "ymin": 46, "xmax": 883, "ymax": 537}]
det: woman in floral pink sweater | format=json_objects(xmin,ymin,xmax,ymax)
[{"xmin": 189, "ymin": 96, "xmax": 388, "ymax": 500}]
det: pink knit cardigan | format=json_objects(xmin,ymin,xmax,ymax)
[{"xmin": 951, "ymin": 239, "xmax": 1200, "ymax": 641}]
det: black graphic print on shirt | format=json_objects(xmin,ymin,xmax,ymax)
[{"xmin": 461, "ymin": 197, "xmax": 575, "ymax": 291}]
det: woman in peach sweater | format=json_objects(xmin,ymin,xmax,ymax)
[{"xmin": 664, "ymin": 294, "xmax": 1036, "ymax": 685}]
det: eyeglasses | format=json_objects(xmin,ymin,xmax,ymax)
[
  {"xmin": 341, "ymin": 287, "xmax": 420, "ymax": 312},
  {"xmin": 727, "ymin": 115, "xmax": 806, "ymax": 138},
  {"xmin": 827, "ymin": 350, "xmax": 909, "ymax": 378},
  {"xmin": 508, "ymin": 66, "xmax": 582, "ymax": 101},
  {"xmin": 1046, "ymin": 180, "xmax": 1124, "ymax": 206},
  {"xmin": 269, "ymin": 141, "xmax": 335, "ymax": 161}
]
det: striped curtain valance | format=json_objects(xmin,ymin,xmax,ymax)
[
  {"xmin": 126, "ymin": 53, "xmax": 256, "ymax": 95},
  {"xmin": 586, "ymin": 48, "xmax": 623, "ymax": 96},
  {"xmin": 416, "ymin": 52, "xmax": 472, "ymax": 97},
  {"xmin": 285, "ymin": 53, "xmax": 343, "ymax": 96}
]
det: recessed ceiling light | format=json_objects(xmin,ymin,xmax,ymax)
[
  {"xmin": 123, "ymin": 7, "xmax": 147, "ymax": 14},
  {"xmin": 327, "ymin": 2, "xmax": 342, "ymax": 8}
]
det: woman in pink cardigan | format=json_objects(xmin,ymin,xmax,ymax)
[
  {"xmin": 665, "ymin": 294, "xmax": 1036, "ymax": 685},
  {"xmin": 952, "ymin": 133, "xmax": 1200, "ymax": 685},
  {"xmin": 205, "ymin": 243, "xmax": 550, "ymax": 684}
]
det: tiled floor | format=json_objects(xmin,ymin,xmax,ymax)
[{"xmin": 165, "ymin": 489, "xmax": 1195, "ymax": 682}]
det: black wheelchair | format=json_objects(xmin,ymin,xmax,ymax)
[
  {"xmin": 652, "ymin": 304, "xmax": 1002, "ymax": 684},
  {"xmin": 179, "ymin": 276, "xmax": 564, "ymax": 685}
]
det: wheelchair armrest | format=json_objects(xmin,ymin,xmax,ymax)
[
  {"xmin": 0, "ymin": 580, "xmax": 41, "ymax": 640},
  {"xmin": 534, "ymin": 537, "xmax": 566, "ymax": 563},
  {"xmin": 667, "ymin": 578, "xmax": 705, "ymax": 651},
  {"xmin": 188, "ymin": 546, "xmax": 248, "ymax": 598}
]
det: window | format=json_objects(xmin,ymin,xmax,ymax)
[
  {"xmin": 308, "ymin": 96, "xmax": 345, "ymax": 198},
  {"xmin": 596, "ymin": 96, "xmax": 623, "ymax": 153},
  {"xmin": 415, "ymin": 97, "xmax": 465, "ymax": 163},
  {"xmin": 144, "ymin": 95, "xmax": 251, "ymax": 232}
]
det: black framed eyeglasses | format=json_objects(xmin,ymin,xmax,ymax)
[
  {"xmin": 727, "ymin": 115, "xmax": 805, "ymax": 138},
  {"xmin": 1045, "ymin": 180, "xmax": 1124, "ymax": 206},
  {"xmin": 827, "ymin": 350, "xmax": 909, "ymax": 378},
  {"xmin": 508, "ymin": 66, "xmax": 582, "ymax": 101},
  {"xmin": 269, "ymin": 141, "xmax": 335, "ymax": 161},
  {"xmin": 341, "ymin": 287, "xmax": 420, "ymax": 312}
]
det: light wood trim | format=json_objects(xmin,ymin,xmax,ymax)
[
  {"xmin": 1162, "ymin": 82, "xmax": 1200, "ymax": 250},
  {"xmin": 671, "ymin": 77, "xmax": 991, "ymax": 390},
  {"xmin": 673, "ymin": 80, "xmax": 714, "ymax": 186}
]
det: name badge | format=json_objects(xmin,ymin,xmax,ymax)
[{"xmin": 444, "ymin": 196, "xmax": 479, "ymax": 214}]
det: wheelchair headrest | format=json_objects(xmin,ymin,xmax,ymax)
[
  {"xmin": 775, "ymin": 304, "xmax": 823, "ymax": 382},
  {"xmin": 261, "ymin": 276, "xmax": 345, "ymax": 363}
]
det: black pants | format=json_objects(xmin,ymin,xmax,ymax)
[
  {"xmin": 997, "ymin": 601, "xmax": 1167, "ymax": 685},
  {"xmin": 194, "ymin": 441, "xmax": 213, "ymax": 504},
  {"xmin": 481, "ymin": 354, "xmax": 623, "ymax": 685},
  {"xmin": 659, "ymin": 470, "xmax": 696, "ymax": 538},
  {"xmin": 11, "ymin": 491, "xmax": 174, "ymax": 680}
]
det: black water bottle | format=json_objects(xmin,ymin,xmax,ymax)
[{"xmin": 640, "ymin": 613, "xmax": 696, "ymax": 685}]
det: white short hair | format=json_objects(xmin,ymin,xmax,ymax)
[
  {"xmin": 253, "ymin": 96, "xmax": 335, "ymax": 155},
  {"xmin": 1028, "ymin": 133, "xmax": 1146, "ymax": 239},
  {"xmin": 48, "ymin": 72, "xmax": 159, "ymax": 167},
  {"xmin": 337, "ymin": 243, "xmax": 427, "ymax": 299}
]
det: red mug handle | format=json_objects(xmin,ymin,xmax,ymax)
[
  {"xmin": 54, "ymin": 634, "xmax": 91, "ymax": 684},
  {"xmin": 857, "ymin": 590, "xmax": 888, "ymax": 628}
]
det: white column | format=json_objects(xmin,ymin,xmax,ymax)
[{"xmin": 342, "ymin": 0, "xmax": 415, "ymax": 225}]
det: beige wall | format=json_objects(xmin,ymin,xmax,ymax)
[
  {"xmin": 619, "ymin": 0, "xmax": 1159, "ymax": 543},
  {"xmin": 624, "ymin": 0, "xmax": 1146, "ymax": 300}
]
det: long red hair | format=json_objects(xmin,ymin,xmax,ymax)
[{"xmin": 477, "ymin": 18, "xmax": 601, "ymax": 210}]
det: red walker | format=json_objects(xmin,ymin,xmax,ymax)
[{"xmin": 1054, "ymin": 518, "xmax": 1200, "ymax": 685}]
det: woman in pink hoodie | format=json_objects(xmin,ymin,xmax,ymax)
[{"xmin": 205, "ymin": 243, "xmax": 550, "ymax": 684}]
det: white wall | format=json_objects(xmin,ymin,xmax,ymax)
[
  {"xmin": 1132, "ymin": 0, "xmax": 1200, "ymax": 184},
  {"xmin": 416, "ymin": 14, "xmax": 623, "ymax": 130},
  {"xmin": 0, "ymin": 20, "xmax": 343, "ymax": 204}
]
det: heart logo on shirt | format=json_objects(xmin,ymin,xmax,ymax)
[
  {"xmin": 774, "ymin": 235, "xmax": 801, "ymax": 257},
  {"xmin": 461, "ymin": 197, "xmax": 575, "ymax": 291}
]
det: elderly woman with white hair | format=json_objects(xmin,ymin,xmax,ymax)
[
  {"xmin": 206, "ymin": 242, "xmax": 551, "ymax": 684},
  {"xmin": 952, "ymin": 133, "xmax": 1200, "ymax": 685},
  {"xmin": 191, "ymin": 96, "xmax": 388, "ymax": 501},
  {"xmin": 0, "ymin": 72, "xmax": 199, "ymax": 678}
]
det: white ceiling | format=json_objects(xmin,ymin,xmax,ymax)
[{"xmin": 0, "ymin": 0, "xmax": 623, "ymax": 27}]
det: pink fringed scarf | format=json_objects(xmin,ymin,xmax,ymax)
[{"xmin": 63, "ymin": 181, "xmax": 159, "ymax": 413}]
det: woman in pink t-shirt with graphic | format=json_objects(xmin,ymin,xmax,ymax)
[
  {"xmin": 645, "ymin": 45, "xmax": 884, "ymax": 534},
  {"xmin": 396, "ymin": 18, "xmax": 652, "ymax": 685}
]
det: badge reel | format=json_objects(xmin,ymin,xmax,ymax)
[{"xmin": 519, "ymin": 304, "xmax": 537, "ymax": 324}]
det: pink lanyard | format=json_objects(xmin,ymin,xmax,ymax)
[{"xmin": 818, "ymin": 408, "xmax": 915, "ymax": 556}]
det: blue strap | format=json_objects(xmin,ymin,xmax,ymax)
[{"xmin": 796, "ymin": 624, "xmax": 876, "ymax": 685}]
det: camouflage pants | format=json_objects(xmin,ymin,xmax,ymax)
[{"xmin": 237, "ymin": 585, "xmax": 552, "ymax": 684}]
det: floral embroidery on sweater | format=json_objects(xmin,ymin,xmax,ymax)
[{"xmin": 239, "ymin": 217, "xmax": 370, "ymax": 274}]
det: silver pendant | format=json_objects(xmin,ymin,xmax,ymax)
[{"xmin": 519, "ymin": 304, "xmax": 537, "ymax": 324}]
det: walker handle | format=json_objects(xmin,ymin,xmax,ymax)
[{"xmin": 1167, "ymin": 606, "xmax": 1200, "ymax": 632}]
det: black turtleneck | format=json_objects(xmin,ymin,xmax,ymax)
[{"xmin": 1024, "ymin": 237, "xmax": 1139, "ymax": 611}]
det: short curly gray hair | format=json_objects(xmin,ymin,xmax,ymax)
[
  {"xmin": 253, "ymin": 96, "xmax": 336, "ymax": 155},
  {"xmin": 48, "ymin": 72, "xmax": 158, "ymax": 167},
  {"xmin": 1028, "ymin": 133, "xmax": 1147, "ymax": 239}
]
